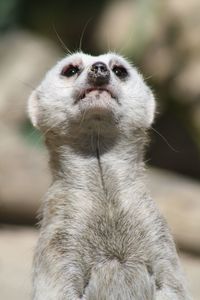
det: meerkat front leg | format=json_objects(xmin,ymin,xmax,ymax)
[
  {"xmin": 32, "ymin": 227, "xmax": 88, "ymax": 300},
  {"xmin": 156, "ymin": 289, "xmax": 191, "ymax": 300},
  {"xmin": 154, "ymin": 268, "xmax": 192, "ymax": 300}
]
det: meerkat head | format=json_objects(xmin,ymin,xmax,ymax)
[{"xmin": 28, "ymin": 52, "xmax": 155, "ymax": 140}]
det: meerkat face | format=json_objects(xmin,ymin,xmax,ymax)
[{"xmin": 28, "ymin": 52, "xmax": 155, "ymax": 137}]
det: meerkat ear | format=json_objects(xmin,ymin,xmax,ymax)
[{"xmin": 28, "ymin": 90, "xmax": 40, "ymax": 128}]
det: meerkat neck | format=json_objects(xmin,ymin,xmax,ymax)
[{"xmin": 45, "ymin": 129, "xmax": 148, "ymax": 197}]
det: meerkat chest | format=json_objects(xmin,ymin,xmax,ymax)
[{"xmin": 59, "ymin": 195, "xmax": 154, "ymax": 264}]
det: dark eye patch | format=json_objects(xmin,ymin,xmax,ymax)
[
  {"xmin": 112, "ymin": 65, "xmax": 128, "ymax": 79},
  {"xmin": 61, "ymin": 64, "xmax": 80, "ymax": 77}
]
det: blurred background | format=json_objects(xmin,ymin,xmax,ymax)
[{"xmin": 0, "ymin": 0, "xmax": 200, "ymax": 299}]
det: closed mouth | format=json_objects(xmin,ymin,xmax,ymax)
[{"xmin": 75, "ymin": 87, "xmax": 117, "ymax": 103}]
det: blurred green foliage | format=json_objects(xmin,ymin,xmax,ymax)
[
  {"xmin": 0, "ymin": 0, "xmax": 21, "ymax": 30},
  {"xmin": 20, "ymin": 120, "xmax": 43, "ymax": 148}
]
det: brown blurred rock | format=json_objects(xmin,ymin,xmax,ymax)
[
  {"xmin": 148, "ymin": 168, "xmax": 200, "ymax": 254},
  {"xmin": 0, "ymin": 124, "xmax": 51, "ymax": 224},
  {"xmin": 96, "ymin": 0, "xmax": 162, "ymax": 57},
  {"xmin": 172, "ymin": 57, "xmax": 200, "ymax": 103},
  {"xmin": 0, "ymin": 30, "xmax": 62, "ymax": 128}
]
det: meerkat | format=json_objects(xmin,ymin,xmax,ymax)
[{"xmin": 28, "ymin": 52, "xmax": 192, "ymax": 300}]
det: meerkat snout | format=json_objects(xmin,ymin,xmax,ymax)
[{"xmin": 88, "ymin": 61, "xmax": 110, "ymax": 86}]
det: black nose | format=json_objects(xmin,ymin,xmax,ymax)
[{"xmin": 88, "ymin": 62, "xmax": 110, "ymax": 86}]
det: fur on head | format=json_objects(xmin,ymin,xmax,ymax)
[{"xmin": 28, "ymin": 52, "xmax": 155, "ymax": 140}]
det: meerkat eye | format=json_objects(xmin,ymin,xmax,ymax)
[
  {"xmin": 61, "ymin": 65, "xmax": 79, "ymax": 77},
  {"xmin": 112, "ymin": 65, "xmax": 128, "ymax": 79}
]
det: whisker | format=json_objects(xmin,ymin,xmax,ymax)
[
  {"xmin": 106, "ymin": 28, "xmax": 111, "ymax": 53},
  {"xmin": 151, "ymin": 126, "xmax": 179, "ymax": 153},
  {"xmin": 42, "ymin": 120, "xmax": 61, "ymax": 136},
  {"xmin": 144, "ymin": 74, "xmax": 154, "ymax": 81},
  {"xmin": 24, "ymin": 126, "xmax": 44, "ymax": 147},
  {"xmin": 52, "ymin": 24, "xmax": 72, "ymax": 55},
  {"xmin": 79, "ymin": 17, "xmax": 93, "ymax": 52},
  {"xmin": 79, "ymin": 108, "xmax": 88, "ymax": 128},
  {"xmin": 15, "ymin": 78, "xmax": 36, "ymax": 91}
]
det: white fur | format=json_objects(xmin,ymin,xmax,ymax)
[{"xmin": 28, "ymin": 52, "xmax": 155, "ymax": 134}]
